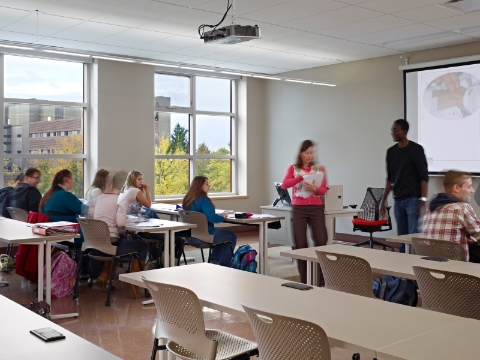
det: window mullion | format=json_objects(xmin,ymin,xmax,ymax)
[{"xmin": 191, "ymin": 76, "xmax": 196, "ymax": 181}]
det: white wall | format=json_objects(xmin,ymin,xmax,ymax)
[{"xmin": 262, "ymin": 41, "xmax": 480, "ymax": 238}]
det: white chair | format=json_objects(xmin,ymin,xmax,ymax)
[{"xmin": 142, "ymin": 277, "xmax": 258, "ymax": 360}]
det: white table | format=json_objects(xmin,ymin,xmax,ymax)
[
  {"xmin": 0, "ymin": 218, "xmax": 81, "ymax": 319},
  {"xmin": 280, "ymin": 244, "xmax": 480, "ymax": 285},
  {"xmin": 0, "ymin": 295, "xmax": 121, "ymax": 360},
  {"xmin": 261, "ymin": 205, "xmax": 364, "ymax": 247},
  {"xmin": 120, "ymin": 263, "xmax": 466, "ymax": 359},
  {"xmin": 150, "ymin": 203, "xmax": 284, "ymax": 275},
  {"xmin": 386, "ymin": 232, "xmax": 422, "ymax": 254}
]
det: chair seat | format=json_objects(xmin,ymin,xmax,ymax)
[
  {"xmin": 167, "ymin": 329, "xmax": 257, "ymax": 360},
  {"xmin": 352, "ymin": 218, "xmax": 387, "ymax": 227}
]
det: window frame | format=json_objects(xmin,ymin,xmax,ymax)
[
  {"xmin": 0, "ymin": 53, "xmax": 88, "ymax": 190},
  {"xmin": 154, "ymin": 73, "xmax": 237, "ymax": 198}
]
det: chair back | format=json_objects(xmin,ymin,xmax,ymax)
[
  {"xmin": 178, "ymin": 210, "xmax": 214, "ymax": 243},
  {"xmin": 77, "ymin": 218, "xmax": 117, "ymax": 255},
  {"xmin": 316, "ymin": 250, "xmax": 375, "ymax": 298},
  {"xmin": 412, "ymin": 237, "xmax": 465, "ymax": 261},
  {"xmin": 242, "ymin": 305, "xmax": 331, "ymax": 360},
  {"xmin": 358, "ymin": 188, "xmax": 385, "ymax": 221},
  {"xmin": 6, "ymin": 207, "xmax": 28, "ymax": 222},
  {"xmin": 413, "ymin": 266, "xmax": 480, "ymax": 320},
  {"xmin": 141, "ymin": 278, "xmax": 217, "ymax": 360}
]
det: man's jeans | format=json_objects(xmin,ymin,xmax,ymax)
[{"xmin": 394, "ymin": 197, "xmax": 419, "ymax": 253}]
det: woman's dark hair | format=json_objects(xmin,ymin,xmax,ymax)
[
  {"xmin": 39, "ymin": 169, "xmax": 72, "ymax": 211},
  {"xmin": 182, "ymin": 176, "xmax": 211, "ymax": 210},
  {"xmin": 87, "ymin": 169, "xmax": 109, "ymax": 194},
  {"xmin": 295, "ymin": 140, "xmax": 316, "ymax": 168}
]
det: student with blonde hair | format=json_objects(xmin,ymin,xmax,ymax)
[
  {"xmin": 85, "ymin": 169, "xmax": 109, "ymax": 206},
  {"xmin": 116, "ymin": 170, "xmax": 152, "ymax": 227}
]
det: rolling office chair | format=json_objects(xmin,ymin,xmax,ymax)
[{"xmin": 352, "ymin": 188, "xmax": 394, "ymax": 250}]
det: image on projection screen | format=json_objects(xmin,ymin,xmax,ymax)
[{"xmin": 418, "ymin": 64, "xmax": 480, "ymax": 172}]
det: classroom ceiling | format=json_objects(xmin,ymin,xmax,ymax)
[{"xmin": 1, "ymin": 0, "xmax": 480, "ymax": 74}]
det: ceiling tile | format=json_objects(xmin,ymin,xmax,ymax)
[
  {"xmin": 393, "ymin": 5, "xmax": 458, "ymax": 23},
  {"xmin": 0, "ymin": 30, "xmax": 40, "ymax": 43},
  {"xmin": 152, "ymin": 52, "xmax": 197, "ymax": 63},
  {"xmin": 385, "ymin": 34, "xmax": 477, "ymax": 52},
  {"xmin": 41, "ymin": 0, "xmax": 133, "ymax": 21},
  {"xmin": 91, "ymin": 0, "xmax": 185, "ymax": 27},
  {"xmin": 161, "ymin": 0, "xmax": 214, "ymax": 7},
  {"xmin": 137, "ymin": 35, "xmax": 201, "ymax": 52},
  {"xmin": 170, "ymin": 43, "xmax": 232, "ymax": 57},
  {"xmin": 34, "ymin": 36, "xmax": 91, "ymax": 49},
  {"xmin": 79, "ymin": 43, "xmax": 159, "ymax": 57},
  {"xmin": 52, "ymin": 21, "xmax": 130, "ymax": 42},
  {"xmin": 239, "ymin": 24, "xmax": 304, "ymax": 46},
  {"xmin": 349, "ymin": 23, "xmax": 444, "ymax": 45},
  {"xmin": 233, "ymin": 51, "xmax": 303, "ymax": 65},
  {"xmin": 194, "ymin": 0, "xmax": 289, "ymax": 16},
  {"xmin": 357, "ymin": 0, "xmax": 441, "ymax": 14},
  {"xmin": 202, "ymin": 46, "xmax": 271, "ymax": 61},
  {"xmin": 95, "ymin": 29, "xmax": 171, "ymax": 47},
  {"xmin": 241, "ymin": 0, "xmax": 347, "ymax": 24},
  {"xmin": 248, "ymin": 33, "xmax": 334, "ymax": 52},
  {"xmin": 0, "ymin": 7, "xmax": 30, "ymax": 29},
  {"xmin": 281, "ymin": 5, "xmax": 382, "ymax": 31},
  {"xmin": 335, "ymin": 0, "xmax": 370, "ymax": 4},
  {"xmin": 3, "ymin": 13, "xmax": 84, "ymax": 37},
  {"xmin": 182, "ymin": 57, "xmax": 224, "ymax": 66},
  {"xmin": 0, "ymin": 0, "xmax": 54, "ymax": 11},
  {"xmin": 139, "ymin": 9, "xmax": 221, "ymax": 34},
  {"xmin": 317, "ymin": 15, "xmax": 413, "ymax": 39},
  {"xmin": 426, "ymin": 12, "xmax": 480, "ymax": 32}
]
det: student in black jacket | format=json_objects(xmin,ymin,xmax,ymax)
[
  {"xmin": 0, "ymin": 173, "xmax": 25, "ymax": 217},
  {"xmin": 10, "ymin": 168, "xmax": 42, "ymax": 213}
]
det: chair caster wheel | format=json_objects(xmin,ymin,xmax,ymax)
[
  {"xmin": 352, "ymin": 353, "xmax": 360, "ymax": 360},
  {"xmin": 73, "ymin": 294, "xmax": 79, "ymax": 300},
  {"xmin": 105, "ymin": 301, "xmax": 110, "ymax": 306},
  {"xmin": 87, "ymin": 281, "xmax": 93, "ymax": 287}
]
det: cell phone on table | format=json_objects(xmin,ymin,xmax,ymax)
[
  {"xmin": 281, "ymin": 282, "xmax": 313, "ymax": 291},
  {"xmin": 30, "ymin": 327, "xmax": 66, "ymax": 342}
]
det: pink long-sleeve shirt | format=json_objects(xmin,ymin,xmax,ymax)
[{"xmin": 281, "ymin": 164, "xmax": 328, "ymax": 206}]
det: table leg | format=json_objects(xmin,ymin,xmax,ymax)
[
  {"xmin": 258, "ymin": 222, "xmax": 265, "ymax": 275},
  {"xmin": 306, "ymin": 261, "xmax": 312, "ymax": 286},
  {"xmin": 37, "ymin": 242, "xmax": 44, "ymax": 302},
  {"xmin": 169, "ymin": 230, "xmax": 175, "ymax": 268},
  {"xmin": 405, "ymin": 243, "xmax": 410, "ymax": 254},
  {"xmin": 312, "ymin": 262, "xmax": 318, "ymax": 286},
  {"xmin": 326, "ymin": 217, "xmax": 334, "ymax": 245},
  {"xmin": 164, "ymin": 231, "xmax": 170, "ymax": 268}
]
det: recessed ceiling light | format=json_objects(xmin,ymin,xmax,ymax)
[
  {"xmin": 94, "ymin": 56, "xmax": 136, "ymax": 63},
  {"xmin": 0, "ymin": 44, "xmax": 34, "ymax": 50},
  {"xmin": 43, "ymin": 50, "xmax": 91, "ymax": 57},
  {"xmin": 253, "ymin": 75, "xmax": 281, "ymax": 80},
  {"xmin": 286, "ymin": 79, "xmax": 312, "ymax": 84},
  {"xmin": 220, "ymin": 71, "xmax": 250, "ymax": 76},
  {"xmin": 312, "ymin": 82, "xmax": 336, "ymax": 87},
  {"xmin": 180, "ymin": 66, "xmax": 215, "ymax": 72},
  {"xmin": 141, "ymin": 62, "xmax": 179, "ymax": 68}
]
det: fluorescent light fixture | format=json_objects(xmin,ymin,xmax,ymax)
[
  {"xmin": 0, "ymin": 44, "xmax": 34, "ymax": 50},
  {"xmin": 312, "ymin": 82, "xmax": 336, "ymax": 87},
  {"xmin": 220, "ymin": 71, "xmax": 250, "ymax": 76},
  {"xmin": 253, "ymin": 75, "xmax": 281, "ymax": 80},
  {"xmin": 180, "ymin": 66, "xmax": 215, "ymax": 72},
  {"xmin": 286, "ymin": 79, "xmax": 312, "ymax": 84},
  {"xmin": 141, "ymin": 62, "xmax": 179, "ymax": 68},
  {"xmin": 43, "ymin": 50, "xmax": 91, "ymax": 57},
  {"xmin": 94, "ymin": 56, "xmax": 136, "ymax": 63}
]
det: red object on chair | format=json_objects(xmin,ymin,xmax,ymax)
[{"xmin": 352, "ymin": 218, "xmax": 387, "ymax": 227}]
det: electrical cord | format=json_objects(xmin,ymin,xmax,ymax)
[{"xmin": 198, "ymin": 0, "xmax": 232, "ymax": 39}]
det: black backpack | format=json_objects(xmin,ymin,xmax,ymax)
[
  {"xmin": 0, "ymin": 186, "xmax": 13, "ymax": 218},
  {"xmin": 373, "ymin": 275, "xmax": 418, "ymax": 306}
]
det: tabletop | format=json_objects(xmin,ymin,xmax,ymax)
[
  {"xmin": 0, "ymin": 218, "xmax": 80, "ymax": 244},
  {"xmin": 125, "ymin": 219, "xmax": 197, "ymax": 232}
]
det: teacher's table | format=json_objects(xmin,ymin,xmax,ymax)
[
  {"xmin": 0, "ymin": 295, "xmax": 121, "ymax": 360},
  {"xmin": 120, "ymin": 263, "xmax": 465, "ymax": 360},
  {"xmin": 0, "ymin": 218, "xmax": 80, "ymax": 319},
  {"xmin": 280, "ymin": 244, "xmax": 480, "ymax": 285}
]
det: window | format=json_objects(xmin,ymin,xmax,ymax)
[
  {"xmin": 2, "ymin": 55, "xmax": 86, "ymax": 197},
  {"xmin": 154, "ymin": 74, "xmax": 235, "ymax": 196}
]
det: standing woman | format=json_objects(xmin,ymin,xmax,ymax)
[
  {"xmin": 281, "ymin": 140, "xmax": 328, "ymax": 285},
  {"xmin": 182, "ymin": 176, "xmax": 237, "ymax": 267},
  {"xmin": 85, "ymin": 169, "xmax": 109, "ymax": 206}
]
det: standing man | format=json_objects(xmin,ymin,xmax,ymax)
[
  {"xmin": 10, "ymin": 168, "xmax": 42, "ymax": 213},
  {"xmin": 380, "ymin": 119, "xmax": 429, "ymax": 253}
]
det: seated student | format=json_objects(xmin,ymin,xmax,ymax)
[
  {"xmin": 94, "ymin": 171, "xmax": 147, "ymax": 298},
  {"xmin": 0, "ymin": 173, "xmax": 25, "ymax": 217},
  {"xmin": 116, "ymin": 170, "xmax": 152, "ymax": 227},
  {"xmin": 84, "ymin": 169, "xmax": 109, "ymax": 206},
  {"xmin": 39, "ymin": 169, "xmax": 91, "ymax": 245},
  {"xmin": 421, "ymin": 170, "xmax": 480, "ymax": 262},
  {"xmin": 9, "ymin": 168, "xmax": 42, "ymax": 213},
  {"xmin": 182, "ymin": 176, "xmax": 236, "ymax": 267}
]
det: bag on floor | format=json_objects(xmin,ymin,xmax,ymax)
[
  {"xmin": 373, "ymin": 275, "xmax": 417, "ymax": 306},
  {"xmin": 23, "ymin": 301, "xmax": 51, "ymax": 317},
  {"xmin": 44, "ymin": 251, "xmax": 77, "ymax": 298},
  {"xmin": 231, "ymin": 245, "xmax": 257, "ymax": 273},
  {"xmin": 0, "ymin": 254, "xmax": 14, "ymax": 271}
]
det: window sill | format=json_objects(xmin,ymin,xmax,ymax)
[{"xmin": 153, "ymin": 195, "xmax": 249, "ymax": 203}]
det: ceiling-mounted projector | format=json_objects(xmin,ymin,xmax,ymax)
[{"xmin": 203, "ymin": 24, "xmax": 260, "ymax": 44}]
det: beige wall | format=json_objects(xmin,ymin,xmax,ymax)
[{"xmin": 262, "ymin": 41, "xmax": 480, "ymax": 237}]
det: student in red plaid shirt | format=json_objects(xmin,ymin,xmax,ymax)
[{"xmin": 421, "ymin": 170, "xmax": 480, "ymax": 262}]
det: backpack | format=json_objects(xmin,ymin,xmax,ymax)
[
  {"xmin": 231, "ymin": 245, "xmax": 257, "ymax": 273},
  {"xmin": 44, "ymin": 251, "xmax": 77, "ymax": 298},
  {"xmin": 0, "ymin": 186, "xmax": 13, "ymax": 218},
  {"xmin": 373, "ymin": 275, "xmax": 418, "ymax": 306}
]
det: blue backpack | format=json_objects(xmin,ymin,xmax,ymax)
[
  {"xmin": 373, "ymin": 275, "xmax": 418, "ymax": 306},
  {"xmin": 231, "ymin": 245, "xmax": 257, "ymax": 273}
]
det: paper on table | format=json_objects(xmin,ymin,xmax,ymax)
[
  {"xmin": 27, "ymin": 221, "xmax": 78, "ymax": 228},
  {"xmin": 299, "ymin": 172, "xmax": 324, "ymax": 198},
  {"xmin": 134, "ymin": 219, "xmax": 164, "ymax": 227},
  {"xmin": 251, "ymin": 214, "xmax": 276, "ymax": 218}
]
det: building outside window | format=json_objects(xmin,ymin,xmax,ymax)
[
  {"xmin": 1, "ymin": 55, "xmax": 86, "ymax": 197},
  {"xmin": 154, "ymin": 74, "xmax": 236, "ymax": 197}
]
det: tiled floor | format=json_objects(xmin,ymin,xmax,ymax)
[{"xmin": 0, "ymin": 231, "xmax": 355, "ymax": 360}]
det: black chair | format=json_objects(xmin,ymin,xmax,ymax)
[{"xmin": 352, "ymin": 188, "xmax": 394, "ymax": 250}]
